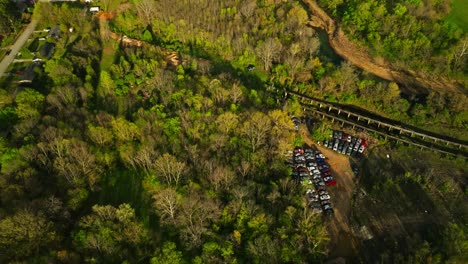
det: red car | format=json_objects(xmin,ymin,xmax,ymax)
[{"xmin": 325, "ymin": 179, "xmax": 337, "ymax": 186}]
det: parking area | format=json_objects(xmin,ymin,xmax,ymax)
[
  {"xmin": 323, "ymin": 130, "xmax": 368, "ymax": 156},
  {"xmin": 287, "ymin": 145, "xmax": 336, "ymax": 215}
]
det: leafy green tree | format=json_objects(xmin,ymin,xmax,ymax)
[
  {"xmin": 0, "ymin": 211, "xmax": 56, "ymax": 261},
  {"xmin": 14, "ymin": 89, "xmax": 45, "ymax": 120},
  {"xmin": 73, "ymin": 204, "xmax": 149, "ymax": 262},
  {"xmin": 0, "ymin": 0, "xmax": 21, "ymax": 34},
  {"xmin": 151, "ymin": 242, "xmax": 186, "ymax": 264}
]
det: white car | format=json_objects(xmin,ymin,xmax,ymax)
[
  {"xmin": 318, "ymin": 190, "xmax": 328, "ymax": 196},
  {"xmin": 323, "ymin": 176, "xmax": 333, "ymax": 182},
  {"xmin": 320, "ymin": 194, "xmax": 331, "ymax": 201},
  {"xmin": 315, "ymin": 181, "xmax": 326, "ymax": 187},
  {"xmin": 358, "ymin": 145, "xmax": 366, "ymax": 153}
]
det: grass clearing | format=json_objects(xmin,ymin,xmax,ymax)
[
  {"xmin": 100, "ymin": 40, "xmax": 117, "ymax": 72},
  {"xmin": 446, "ymin": 0, "xmax": 468, "ymax": 32}
]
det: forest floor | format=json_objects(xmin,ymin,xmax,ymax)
[
  {"xmin": 301, "ymin": 129, "xmax": 360, "ymax": 259},
  {"xmin": 302, "ymin": 0, "xmax": 466, "ymax": 95}
]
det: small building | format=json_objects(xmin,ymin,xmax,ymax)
[{"xmin": 49, "ymin": 25, "xmax": 60, "ymax": 39}]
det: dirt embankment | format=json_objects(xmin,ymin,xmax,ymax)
[{"xmin": 302, "ymin": 0, "xmax": 466, "ymax": 95}]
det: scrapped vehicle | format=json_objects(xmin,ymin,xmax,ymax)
[
  {"xmin": 333, "ymin": 131, "xmax": 339, "ymax": 139},
  {"xmin": 304, "ymin": 148, "xmax": 314, "ymax": 154},
  {"xmin": 358, "ymin": 145, "xmax": 366, "ymax": 153},
  {"xmin": 346, "ymin": 146, "xmax": 353, "ymax": 156},
  {"xmin": 325, "ymin": 179, "xmax": 337, "ymax": 186},
  {"xmin": 319, "ymin": 164, "xmax": 329, "ymax": 170},
  {"xmin": 318, "ymin": 190, "xmax": 328, "ymax": 196},
  {"xmin": 294, "ymin": 147, "xmax": 304, "ymax": 154},
  {"xmin": 342, "ymin": 142, "xmax": 349, "ymax": 154},
  {"xmin": 315, "ymin": 181, "xmax": 326, "ymax": 188},
  {"xmin": 292, "ymin": 117, "xmax": 300, "ymax": 130},
  {"xmin": 341, "ymin": 132, "xmax": 348, "ymax": 141},
  {"xmin": 333, "ymin": 139, "xmax": 339, "ymax": 151},
  {"xmin": 315, "ymin": 152, "xmax": 325, "ymax": 158},
  {"xmin": 324, "ymin": 208, "xmax": 334, "ymax": 215},
  {"xmin": 354, "ymin": 138, "xmax": 362, "ymax": 151},
  {"xmin": 323, "ymin": 176, "xmax": 334, "ymax": 182}
]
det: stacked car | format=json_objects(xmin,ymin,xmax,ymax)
[
  {"xmin": 324, "ymin": 131, "xmax": 367, "ymax": 155},
  {"xmin": 289, "ymin": 146, "xmax": 335, "ymax": 215}
]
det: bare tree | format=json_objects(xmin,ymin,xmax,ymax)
[
  {"xmin": 134, "ymin": 0, "xmax": 157, "ymax": 26},
  {"xmin": 239, "ymin": 0, "xmax": 257, "ymax": 19},
  {"xmin": 208, "ymin": 164, "xmax": 235, "ymax": 192},
  {"xmin": 177, "ymin": 190, "xmax": 221, "ymax": 248},
  {"xmin": 153, "ymin": 187, "xmax": 179, "ymax": 223},
  {"xmin": 241, "ymin": 112, "xmax": 272, "ymax": 152},
  {"xmin": 256, "ymin": 38, "xmax": 283, "ymax": 71},
  {"xmin": 453, "ymin": 39, "xmax": 467, "ymax": 71},
  {"xmin": 229, "ymin": 82, "xmax": 245, "ymax": 104},
  {"xmin": 237, "ymin": 160, "xmax": 252, "ymax": 180},
  {"xmin": 154, "ymin": 153, "xmax": 187, "ymax": 186}
]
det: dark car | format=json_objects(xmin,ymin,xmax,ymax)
[
  {"xmin": 342, "ymin": 142, "xmax": 349, "ymax": 154},
  {"xmin": 354, "ymin": 138, "xmax": 362, "ymax": 151},
  {"xmin": 6, "ymin": 49, "xmax": 12, "ymax": 55},
  {"xmin": 324, "ymin": 208, "xmax": 334, "ymax": 215},
  {"xmin": 346, "ymin": 146, "xmax": 353, "ymax": 156}
]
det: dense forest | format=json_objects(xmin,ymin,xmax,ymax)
[
  {"xmin": 0, "ymin": 0, "xmax": 21, "ymax": 35},
  {"xmin": 317, "ymin": 0, "xmax": 467, "ymax": 78},
  {"xmin": 0, "ymin": 0, "xmax": 466, "ymax": 263}
]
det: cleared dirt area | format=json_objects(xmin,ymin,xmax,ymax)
[
  {"xmin": 301, "ymin": 129, "xmax": 360, "ymax": 259},
  {"xmin": 302, "ymin": 0, "xmax": 466, "ymax": 95}
]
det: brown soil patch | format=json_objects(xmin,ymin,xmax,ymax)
[
  {"xmin": 302, "ymin": 0, "xmax": 466, "ymax": 95},
  {"xmin": 301, "ymin": 130, "xmax": 360, "ymax": 259}
]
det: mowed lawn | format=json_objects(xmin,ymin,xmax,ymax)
[{"xmin": 447, "ymin": 0, "xmax": 468, "ymax": 32}]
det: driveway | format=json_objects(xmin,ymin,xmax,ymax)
[{"xmin": 0, "ymin": 20, "xmax": 38, "ymax": 77}]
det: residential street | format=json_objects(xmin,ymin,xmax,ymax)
[{"xmin": 0, "ymin": 20, "xmax": 38, "ymax": 77}]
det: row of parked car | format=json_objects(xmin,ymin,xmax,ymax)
[
  {"xmin": 323, "ymin": 131, "xmax": 367, "ymax": 155},
  {"xmin": 287, "ymin": 146, "xmax": 335, "ymax": 215}
]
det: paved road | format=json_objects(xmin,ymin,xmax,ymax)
[{"xmin": 0, "ymin": 20, "xmax": 38, "ymax": 77}]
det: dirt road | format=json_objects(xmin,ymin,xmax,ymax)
[
  {"xmin": 302, "ymin": 0, "xmax": 466, "ymax": 95},
  {"xmin": 301, "ymin": 130, "xmax": 360, "ymax": 259},
  {"xmin": 0, "ymin": 20, "xmax": 38, "ymax": 77}
]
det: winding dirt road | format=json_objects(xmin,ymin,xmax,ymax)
[{"xmin": 302, "ymin": 0, "xmax": 466, "ymax": 95}]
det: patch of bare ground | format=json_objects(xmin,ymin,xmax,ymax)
[
  {"xmin": 302, "ymin": 0, "xmax": 466, "ymax": 95},
  {"xmin": 301, "ymin": 129, "xmax": 360, "ymax": 259}
]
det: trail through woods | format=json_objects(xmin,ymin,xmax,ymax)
[{"xmin": 303, "ymin": 0, "xmax": 466, "ymax": 95}]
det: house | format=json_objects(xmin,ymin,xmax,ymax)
[
  {"xmin": 19, "ymin": 63, "xmax": 39, "ymax": 84},
  {"xmin": 39, "ymin": 42, "xmax": 55, "ymax": 59}
]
